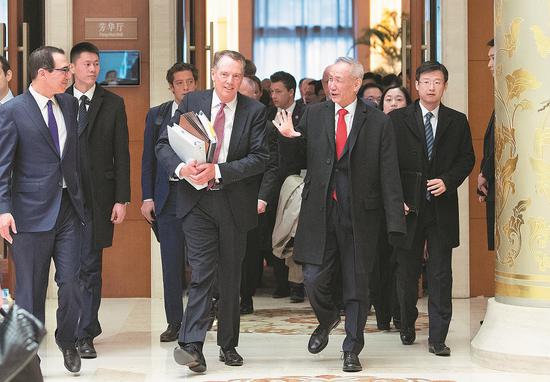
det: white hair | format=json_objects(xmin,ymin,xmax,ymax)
[{"xmin": 334, "ymin": 57, "xmax": 364, "ymax": 80}]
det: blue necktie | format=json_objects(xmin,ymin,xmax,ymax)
[{"xmin": 47, "ymin": 100, "xmax": 60, "ymax": 154}]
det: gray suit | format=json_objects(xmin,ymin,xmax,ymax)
[{"xmin": 156, "ymin": 89, "xmax": 268, "ymax": 349}]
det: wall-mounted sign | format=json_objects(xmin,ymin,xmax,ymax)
[{"xmin": 85, "ymin": 18, "xmax": 138, "ymax": 40}]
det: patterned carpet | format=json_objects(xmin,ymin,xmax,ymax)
[{"xmin": 212, "ymin": 307, "xmax": 429, "ymax": 335}]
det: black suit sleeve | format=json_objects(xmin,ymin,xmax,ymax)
[
  {"xmin": 480, "ymin": 112, "xmax": 495, "ymax": 183},
  {"xmin": 113, "ymin": 97, "xmax": 131, "ymax": 203},
  {"xmin": 380, "ymin": 117, "xmax": 406, "ymax": 235},
  {"xmin": 141, "ymin": 108, "xmax": 157, "ymax": 201},
  {"xmin": 258, "ymin": 122, "xmax": 280, "ymax": 204},
  {"xmin": 155, "ymin": 97, "xmax": 189, "ymax": 178},
  {"xmin": 439, "ymin": 114, "xmax": 476, "ymax": 192}
]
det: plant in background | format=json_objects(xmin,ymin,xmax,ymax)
[{"xmin": 354, "ymin": 10, "xmax": 402, "ymax": 73}]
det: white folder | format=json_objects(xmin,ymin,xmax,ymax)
[{"xmin": 167, "ymin": 123, "xmax": 208, "ymax": 190}]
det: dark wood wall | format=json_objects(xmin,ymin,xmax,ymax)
[{"xmin": 73, "ymin": 0, "xmax": 151, "ymax": 297}]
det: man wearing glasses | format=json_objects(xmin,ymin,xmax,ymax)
[
  {"xmin": 389, "ymin": 61, "xmax": 475, "ymax": 357},
  {"xmin": 0, "ymin": 46, "xmax": 85, "ymax": 373}
]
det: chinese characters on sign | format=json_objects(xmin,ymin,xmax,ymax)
[{"xmin": 85, "ymin": 18, "xmax": 138, "ymax": 40}]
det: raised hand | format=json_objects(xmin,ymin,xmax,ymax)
[{"xmin": 273, "ymin": 110, "xmax": 301, "ymax": 138}]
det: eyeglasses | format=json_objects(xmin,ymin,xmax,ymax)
[
  {"xmin": 418, "ymin": 79, "xmax": 444, "ymax": 87},
  {"xmin": 50, "ymin": 66, "xmax": 71, "ymax": 73}
]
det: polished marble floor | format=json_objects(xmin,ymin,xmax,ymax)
[{"xmin": 39, "ymin": 295, "xmax": 550, "ymax": 382}]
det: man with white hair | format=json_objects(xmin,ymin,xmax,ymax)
[{"xmin": 276, "ymin": 57, "xmax": 406, "ymax": 372}]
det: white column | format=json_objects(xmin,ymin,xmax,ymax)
[
  {"xmin": 149, "ymin": 0, "xmax": 177, "ymax": 299},
  {"xmin": 440, "ymin": 0, "xmax": 470, "ymax": 298},
  {"xmin": 471, "ymin": 0, "xmax": 550, "ymax": 373}
]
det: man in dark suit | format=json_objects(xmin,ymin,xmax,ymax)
[
  {"xmin": 276, "ymin": 57, "xmax": 406, "ymax": 372},
  {"xmin": 156, "ymin": 50, "xmax": 268, "ymax": 373},
  {"xmin": 0, "ymin": 46, "xmax": 86, "ymax": 373},
  {"xmin": 478, "ymin": 39, "xmax": 495, "ymax": 251},
  {"xmin": 66, "ymin": 42, "xmax": 131, "ymax": 359},
  {"xmin": 141, "ymin": 62, "xmax": 198, "ymax": 341},
  {"xmin": 389, "ymin": 61, "xmax": 475, "ymax": 356},
  {"xmin": 240, "ymin": 71, "xmax": 306, "ymax": 314}
]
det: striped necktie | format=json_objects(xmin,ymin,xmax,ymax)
[
  {"xmin": 424, "ymin": 111, "xmax": 434, "ymax": 160},
  {"xmin": 424, "ymin": 111, "xmax": 434, "ymax": 200}
]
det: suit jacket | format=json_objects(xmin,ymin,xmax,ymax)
[
  {"xmin": 66, "ymin": 84, "xmax": 131, "ymax": 249},
  {"xmin": 291, "ymin": 99, "xmax": 406, "ymax": 273},
  {"xmin": 259, "ymin": 103, "xmax": 306, "ymax": 205},
  {"xmin": 155, "ymin": 89, "xmax": 268, "ymax": 231},
  {"xmin": 389, "ymin": 100, "xmax": 475, "ymax": 249},
  {"xmin": 0, "ymin": 91, "xmax": 85, "ymax": 232},
  {"xmin": 142, "ymin": 101, "xmax": 173, "ymax": 214},
  {"xmin": 480, "ymin": 110, "xmax": 495, "ymax": 202}
]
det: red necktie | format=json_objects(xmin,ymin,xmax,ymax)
[
  {"xmin": 335, "ymin": 108, "xmax": 348, "ymax": 159},
  {"xmin": 208, "ymin": 103, "xmax": 226, "ymax": 190},
  {"xmin": 211, "ymin": 103, "xmax": 226, "ymax": 164},
  {"xmin": 333, "ymin": 108, "xmax": 348, "ymax": 200}
]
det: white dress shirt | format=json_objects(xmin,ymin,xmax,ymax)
[
  {"xmin": 211, "ymin": 91, "xmax": 238, "ymax": 179},
  {"xmin": 73, "ymin": 84, "xmax": 96, "ymax": 112},
  {"xmin": 29, "ymin": 85, "xmax": 67, "ymax": 187},
  {"xmin": 171, "ymin": 101, "xmax": 178, "ymax": 118},
  {"xmin": 0, "ymin": 89, "xmax": 14, "ymax": 104},
  {"xmin": 419, "ymin": 101, "xmax": 440, "ymax": 138},
  {"xmin": 278, "ymin": 100, "xmax": 296, "ymax": 116},
  {"xmin": 334, "ymin": 98, "xmax": 358, "ymax": 137}
]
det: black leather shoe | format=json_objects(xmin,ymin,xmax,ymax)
[
  {"xmin": 289, "ymin": 282, "xmax": 305, "ymax": 303},
  {"xmin": 160, "ymin": 323, "xmax": 180, "ymax": 342},
  {"xmin": 400, "ymin": 327, "xmax": 416, "ymax": 345},
  {"xmin": 61, "ymin": 346, "xmax": 81, "ymax": 373},
  {"xmin": 76, "ymin": 338, "xmax": 97, "ymax": 359},
  {"xmin": 377, "ymin": 322, "xmax": 391, "ymax": 331},
  {"xmin": 240, "ymin": 296, "xmax": 254, "ymax": 315},
  {"xmin": 219, "ymin": 347, "xmax": 244, "ymax": 366},
  {"xmin": 342, "ymin": 351, "xmax": 362, "ymax": 372},
  {"xmin": 308, "ymin": 316, "xmax": 340, "ymax": 354},
  {"xmin": 272, "ymin": 286, "xmax": 290, "ymax": 298},
  {"xmin": 429, "ymin": 342, "xmax": 451, "ymax": 356},
  {"xmin": 174, "ymin": 343, "xmax": 206, "ymax": 373},
  {"xmin": 393, "ymin": 319, "xmax": 401, "ymax": 330}
]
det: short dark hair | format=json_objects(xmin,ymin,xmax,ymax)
[
  {"xmin": 363, "ymin": 71, "xmax": 382, "ymax": 84},
  {"xmin": 487, "ymin": 38, "xmax": 495, "ymax": 47},
  {"xmin": 269, "ymin": 71, "xmax": 296, "ymax": 92},
  {"xmin": 415, "ymin": 61, "xmax": 449, "ymax": 83},
  {"xmin": 247, "ymin": 75, "xmax": 262, "ymax": 93},
  {"xmin": 381, "ymin": 73, "xmax": 401, "ymax": 88},
  {"xmin": 244, "ymin": 59, "xmax": 257, "ymax": 76},
  {"xmin": 311, "ymin": 79, "xmax": 323, "ymax": 96},
  {"xmin": 359, "ymin": 83, "xmax": 383, "ymax": 99},
  {"xmin": 379, "ymin": 85, "xmax": 412, "ymax": 111},
  {"xmin": 70, "ymin": 41, "xmax": 100, "ymax": 63},
  {"xmin": 0, "ymin": 56, "xmax": 10, "ymax": 75},
  {"xmin": 212, "ymin": 50, "xmax": 246, "ymax": 72},
  {"xmin": 166, "ymin": 62, "xmax": 198, "ymax": 84},
  {"xmin": 29, "ymin": 46, "xmax": 65, "ymax": 80}
]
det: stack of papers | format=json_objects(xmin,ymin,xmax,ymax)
[{"xmin": 167, "ymin": 111, "xmax": 217, "ymax": 189}]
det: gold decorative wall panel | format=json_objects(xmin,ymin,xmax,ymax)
[{"xmin": 495, "ymin": 0, "xmax": 550, "ymax": 306}]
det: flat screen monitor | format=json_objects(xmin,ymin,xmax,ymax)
[{"xmin": 98, "ymin": 50, "xmax": 140, "ymax": 86}]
